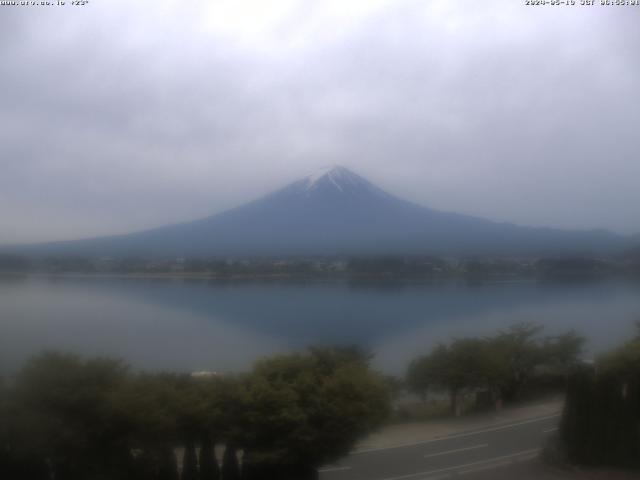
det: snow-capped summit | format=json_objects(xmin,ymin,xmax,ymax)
[
  {"xmin": 11, "ymin": 167, "xmax": 627, "ymax": 257},
  {"xmin": 306, "ymin": 165, "xmax": 343, "ymax": 185},
  {"xmin": 305, "ymin": 165, "xmax": 364, "ymax": 192},
  {"xmin": 274, "ymin": 165, "xmax": 390, "ymax": 202}
]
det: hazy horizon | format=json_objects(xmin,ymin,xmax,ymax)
[
  {"xmin": 2, "ymin": 1, "xmax": 640, "ymax": 245},
  {"xmin": 3, "ymin": 164, "xmax": 637, "ymax": 248}
]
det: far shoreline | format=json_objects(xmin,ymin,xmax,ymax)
[{"xmin": 0, "ymin": 270, "xmax": 635, "ymax": 284}]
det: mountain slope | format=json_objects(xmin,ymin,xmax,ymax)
[{"xmin": 8, "ymin": 166, "xmax": 629, "ymax": 257}]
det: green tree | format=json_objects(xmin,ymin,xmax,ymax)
[
  {"xmin": 598, "ymin": 334, "xmax": 640, "ymax": 380},
  {"xmin": 408, "ymin": 340, "xmax": 500, "ymax": 415},
  {"xmin": 489, "ymin": 323, "xmax": 545, "ymax": 401},
  {"xmin": 542, "ymin": 330, "xmax": 585, "ymax": 370},
  {"xmin": 441, "ymin": 339, "xmax": 502, "ymax": 415},
  {"xmin": 561, "ymin": 333, "xmax": 640, "ymax": 468},
  {"xmin": 560, "ymin": 364, "xmax": 594, "ymax": 463},
  {"xmin": 238, "ymin": 347, "xmax": 390, "ymax": 478},
  {"xmin": 0, "ymin": 348, "xmax": 392, "ymax": 480},
  {"xmin": 407, "ymin": 324, "xmax": 584, "ymax": 414},
  {"xmin": 406, "ymin": 356, "xmax": 432, "ymax": 401},
  {"xmin": 221, "ymin": 445, "xmax": 240, "ymax": 480},
  {"xmin": 11, "ymin": 352, "xmax": 132, "ymax": 480},
  {"xmin": 181, "ymin": 440, "xmax": 197, "ymax": 480},
  {"xmin": 157, "ymin": 445, "xmax": 179, "ymax": 480},
  {"xmin": 198, "ymin": 433, "xmax": 220, "ymax": 480}
]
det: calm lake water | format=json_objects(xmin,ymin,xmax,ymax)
[{"xmin": 1, "ymin": 275, "xmax": 639, "ymax": 375}]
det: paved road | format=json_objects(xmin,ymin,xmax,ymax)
[{"xmin": 319, "ymin": 413, "xmax": 560, "ymax": 480}]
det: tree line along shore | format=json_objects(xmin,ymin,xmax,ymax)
[
  {"xmin": 1, "ymin": 253, "xmax": 640, "ymax": 278},
  {"xmin": 1, "ymin": 324, "xmax": 639, "ymax": 479}
]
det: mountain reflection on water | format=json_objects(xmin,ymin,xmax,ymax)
[{"xmin": 1, "ymin": 275, "xmax": 639, "ymax": 375}]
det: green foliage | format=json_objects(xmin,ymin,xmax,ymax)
[
  {"xmin": 560, "ymin": 365, "xmax": 594, "ymax": 463},
  {"xmin": 239, "ymin": 347, "xmax": 389, "ymax": 470},
  {"xmin": 156, "ymin": 446, "xmax": 179, "ymax": 480},
  {"xmin": 406, "ymin": 356, "xmax": 431, "ymax": 399},
  {"xmin": 542, "ymin": 330, "xmax": 586, "ymax": 369},
  {"xmin": 198, "ymin": 433, "xmax": 220, "ymax": 480},
  {"xmin": 489, "ymin": 323, "xmax": 546, "ymax": 400},
  {"xmin": 221, "ymin": 445, "xmax": 240, "ymax": 480},
  {"xmin": 561, "ymin": 333, "xmax": 640, "ymax": 468},
  {"xmin": 182, "ymin": 441, "xmax": 197, "ymax": 480},
  {"xmin": 0, "ymin": 347, "xmax": 390, "ymax": 479},
  {"xmin": 407, "ymin": 338, "xmax": 507, "ymax": 414},
  {"xmin": 7, "ymin": 352, "xmax": 131, "ymax": 479},
  {"xmin": 598, "ymin": 335, "xmax": 640, "ymax": 380},
  {"xmin": 406, "ymin": 323, "xmax": 586, "ymax": 414}
]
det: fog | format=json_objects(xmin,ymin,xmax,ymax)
[{"xmin": 1, "ymin": 0, "xmax": 639, "ymax": 244}]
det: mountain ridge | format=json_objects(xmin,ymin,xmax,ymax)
[{"xmin": 3, "ymin": 166, "xmax": 631, "ymax": 257}]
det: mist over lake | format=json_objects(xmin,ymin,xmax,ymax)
[{"xmin": 2, "ymin": 275, "xmax": 639, "ymax": 376}]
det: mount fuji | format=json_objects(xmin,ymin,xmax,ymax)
[{"xmin": 8, "ymin": 166, "xmax": 628, "ymax": 257}]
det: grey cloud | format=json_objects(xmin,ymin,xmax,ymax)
[{"xmin": 1, "ymin": 0, "xmax": 639, "ymax": 244}]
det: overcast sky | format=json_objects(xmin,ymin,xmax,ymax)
[{"xmin": 1, "ymin": 0, "xmax": 639, "ymax": 244}]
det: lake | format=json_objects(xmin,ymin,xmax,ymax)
[{"xmin": 1, "ymin": 275, "xmax": 639, "ymax": 376}]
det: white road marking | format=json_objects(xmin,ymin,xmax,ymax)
[
  {"xmin": 319, "ymin": 466, "xmax": 352, "ymax": 473},
  {"xmin": 353, "ymin": 413, "xmax": 560, "ymax": 455},
  {"xmin": 458, "ymin": 450, "xmax": 540, "ymax": 475},
  {"xmin": 374, "ymin": 449, "xmax": 541, "ymax": 480},
  {"xmin": 543, "ymin": 427, "xmax": 558, "ymax": 433},
  {"xmin": 423, "ymin": 443, "xmax": 488, "ymax": 459},
  {"xmin": 457, "ymin": 460, "xmax": 512, "ymax": 475}
]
